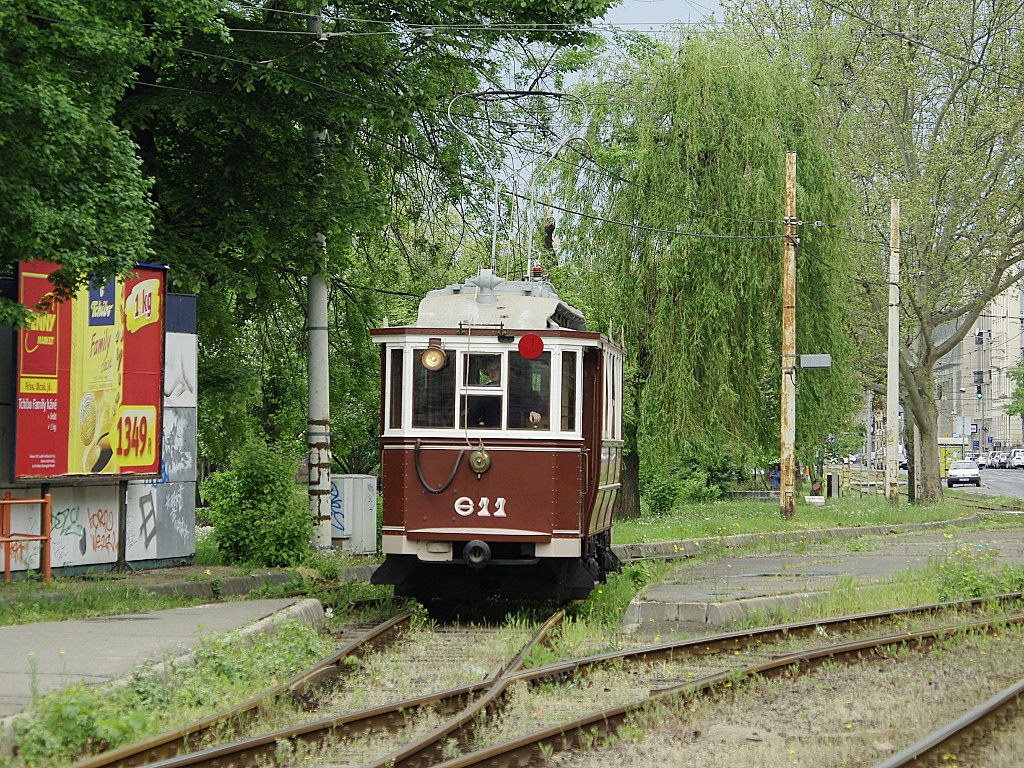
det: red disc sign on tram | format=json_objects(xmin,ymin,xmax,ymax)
[{"xmin": 518, "ymin": 333, "xmax": 544, "ymax": 359}]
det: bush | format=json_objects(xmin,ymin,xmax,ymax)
[
  {"xmin": 641, "ymin": 472, "xmax": 679, "ymax": 515},
  {"xmin": 641, "ymin": 461, "xmax": 722, "ymax": 513},
  {"xmin": 201, "ymin": 439, "xmax": 312, "ymax": 567}
]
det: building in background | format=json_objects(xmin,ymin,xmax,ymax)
[{"xmin": 935, "ymin": 286, "xmax": 1024, "ymax": 453}]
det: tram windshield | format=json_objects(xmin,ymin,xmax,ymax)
[
  {"xmin": 462, "ymin": 353, "xmax": 502, "ymax": 429},
  {"xmin": 507, "ymin": 352, "xmax": 550, "ymax": 429},
  {"xmin": 398, "ymin": 345, "xmax": 570, "ymax": 433},
  {"xmin": 412, "ymin": 349, "xmax": 455, "ymax": 427}
]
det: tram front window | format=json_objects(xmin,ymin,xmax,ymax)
[
  {"xmin": 462, "ymin": 353, "xmax": 502, "ymax": 429},
  {"xmin": 412, "ymin": 349, "xmax": 455, "ymax": 428},
  {"xmin": 508, "ymin": 352, "xmax": 550, "ymax": 430}
]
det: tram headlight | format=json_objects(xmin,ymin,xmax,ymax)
[{"xmin": 420, "ymin": 339, "xmax": 448, "ymax": 371}]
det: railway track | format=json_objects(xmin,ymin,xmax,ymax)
[
  {"xmin": 66, "ymin": 594, "xmax": 1024, "ymax": 768},
  {"xmin": 432, "ymin": 608, "xmax": 1024, "ymax": 768},
  {"xmin": 68, "ymin": 612, "xmax": 412, "ymax": 768},
  {"xmin": 873, "ymin": 676, "xmax": 1024, "ymax": 768}
]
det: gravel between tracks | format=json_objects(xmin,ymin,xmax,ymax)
[{"xmin": 558, "ymin": 621, "xmax": 1024, "ymax": 768}]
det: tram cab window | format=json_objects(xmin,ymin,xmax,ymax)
[
  {"xmin": 560, "ymin": 351, "xmax": 577, "ymax": 431},
  {"xmin": 508, "ymin": 352, "xmax": 550, "ymax": 430},
  {"xmin": 388, "ymin": 348, "xmax": 404, "ymax": 429},
  {"xmin": 462, "ymin": 353, "xmax": 502, "ymax": 429},
  {"xmin": 412, "ymin": 349, "xmax": 455, "ymax": 428}
]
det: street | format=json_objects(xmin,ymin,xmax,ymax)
[{"xmin": 962, "ymin": 466, "xmax": 1024, "ymax": 498}]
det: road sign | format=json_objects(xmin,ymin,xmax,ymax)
[
  {"xmin": 972, "ymin": 423, "xmax": 979, "ymax": 434},
  {"xmin": 974, "ymin": 440, "xmax": 980, "ymax": 451}
]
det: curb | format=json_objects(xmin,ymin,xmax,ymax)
[
  {"xmin": 611, "ymin": 512, "xmax": 990, "ymax": 563},
  {"xmin": 618, "ymin": 512, "xmax": 1024, "ymax": 634},
  {"xmin": 0, "ymin": 598, "xmax": 325, "ymax": 757}
]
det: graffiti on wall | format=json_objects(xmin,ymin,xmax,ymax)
[
  {"xmin": 126, "ymin": 480, "xmax": 194, "ymax": 561},
  {"xmin": 48, "ymin": 486, "xmax": 120, "ymax": 567}
]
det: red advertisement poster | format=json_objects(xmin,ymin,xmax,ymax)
[{"xmin": 15, "ymin": 260, "xmax": 165, "ymax": 478}]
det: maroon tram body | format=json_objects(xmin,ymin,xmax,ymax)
[{"xmin": 370, "ymin": 268, "xmax": 624, "ymax": 602}]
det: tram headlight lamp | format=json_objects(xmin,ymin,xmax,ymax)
[{"xmin": 420, "ymin": 339, "xmax": 448, "ymax": 372}]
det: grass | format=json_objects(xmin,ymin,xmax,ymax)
[
  {"xmin": 3, "ymin": 619, "xmax": 340, "ymax": 768},
  {"xmin": 612, "ymin": 492, "xmax": 1020, "ymax": 546}
]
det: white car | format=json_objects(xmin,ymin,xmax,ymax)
[
  {"xmin": 947, "ymin": 460, "xmax": 982, "ymax": 488},
  {"xmin": 977, "ymin": 452, "xmax": 991, "ymax": 468},
  {"xmin": 1011, "ymin": 449, "xmax": 1024, "ymax": 469}
]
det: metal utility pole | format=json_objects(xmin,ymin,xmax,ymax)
[
  {"xmin": 307, "ymin": 2, "xmax": 332, "ymax": 548},
  {"xmin": 885, "ymin": 198, "xmax": 900, "ymax": 502},
  {"xmin": 780, "ymin": 151, "xmax": 797, "ymax": 520}
]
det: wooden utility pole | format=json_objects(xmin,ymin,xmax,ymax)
[
  {"xmin": 885, "ymin": 198, "xmax": 900, "ymax": 502},
  {"xmin": 307, "ymin": 2, "xmax": 332, "ymax": 548},
  {"xmin": 780, "ymin": 151, "xmax": 797, "ymax": 519}
]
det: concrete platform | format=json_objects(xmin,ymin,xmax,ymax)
[{"xmin": 620, "ymin": 523, "xmax": 1024, "ymax": 635}]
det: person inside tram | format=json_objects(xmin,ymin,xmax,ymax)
[
  {"xmin": 464, "ymin": 356, "xmax": 503, "ymax": 428},
  {"xmin": 507, "ymin": 357, "xmax": 544, "ymax": 428}
]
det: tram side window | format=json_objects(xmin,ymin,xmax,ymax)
[
  {"xmin": 462, "ymin": 353, "xmax": 502, "ymax": 429},
  {"xmin": 561, "ymin": 351, "xmax": 577, "ymax": 431},
  {"xmin": 508, "ymin": 352, "xmax": 550, "ymax": 430},
  {"xmin": 388, "ymin": 348, "xmax": 404, "ymax": 429},
  {"xmin": 412, "ymin": 349, "xmax": 455, "ymax": 428}
]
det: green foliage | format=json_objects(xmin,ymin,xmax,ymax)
[
  {"xmin": 201, "ymin": 438, "xmax": 311, "ymax": 567},
  {"xmin": 556, "ymin": 32, "xmax": 857, "ymax": 470},
  {"xmin": 0, "ymin": 1, "xmax": 221, "ymax": 326},
  {"xmin": 729, "ymin": 0, "xmax": 1024, "ymax": 500},
  {"xmin": 11, "ymin": 682, "xmax": 154, "ymax": 766},
  {"xmin": 565, "ymin": 561, "xmax": 668, "ymax": 627},
  {"xmin": 10, "ymin": 621, "xmax": 332, "ymax": 766},
  {"xmin": 641, "ymin": 471, "xmax": 680, "ymax": 516},
  {"xmin": 640, "ymin": 455, "xmax": 739, "ymax": 514},
  {"xmin": 937, "ymin": 544, "xmax": 1024, "ymax": 602}
]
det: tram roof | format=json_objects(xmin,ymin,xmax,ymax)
[{"xmin": 414, "ymin": 269, "xmax": 587, "ymax": 332}]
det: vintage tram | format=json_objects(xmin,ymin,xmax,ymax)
[{"xmin": 370, "ymin": 267, "xmax": 624, "ymax": 602}]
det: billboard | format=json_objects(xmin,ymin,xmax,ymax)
[{"xmin": 15, "ymin": 260, "xmax": 165, "ymax": 478}]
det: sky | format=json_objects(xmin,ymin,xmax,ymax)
[{"xmin": 600, "ymin": 0, "xmax": 725, "ymax": 31}]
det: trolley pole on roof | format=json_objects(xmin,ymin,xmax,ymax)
[
  {"xmin": 885, "ymin": 198, "xmax": 900, "ymax": 503},
  {"xmin": 307, "ymin": 1, "xmax": 332, "ymax": 548},
  {"xmin": 780, "ymin": 151, "xmax": 797, "ymax": 520}
]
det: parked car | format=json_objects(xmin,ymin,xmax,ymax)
[
  {"xmin": 1011, "ymin": 449, "xmax": 1024, "ymax": 469},
  {"xmin": 997, "ymin": 451, "xmax": 1010, "ymax": 468},
  {"xmin": 977, "ymin": 452, "xmax": 990, "ymax": 468},
  {"xmin": 947, "ymin": 460, "xmax": 982, "ymax": 488}
]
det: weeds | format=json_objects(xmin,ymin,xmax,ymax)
[{"xmin": 5, "ymin": 620, "xmax": 334, "ymax": 768}]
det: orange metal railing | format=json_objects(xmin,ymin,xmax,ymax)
[{"xmin": 1, "ymin": 491, "xmax": 52, "ymax": 582}]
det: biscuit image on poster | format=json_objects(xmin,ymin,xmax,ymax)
[{"xmin": 78, "ymin": 392, "xmax": 97, "ymax": 446}]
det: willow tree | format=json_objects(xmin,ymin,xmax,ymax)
[
  {"xmin": 727, "ymin": 0, "xmax": 1024, "ymax": 502},
  {"xmin": 554, "ymin": 33, "xmax": 857, "ymax": 514}
]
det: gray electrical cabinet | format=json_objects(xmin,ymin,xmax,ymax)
[{"xmin": 329, "ymin": 474, "xmax": 378, "ymax": 554}]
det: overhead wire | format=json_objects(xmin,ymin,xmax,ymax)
[{"xmin": 7, "ymin": 5, "xmax": 857, "ymax": 241}]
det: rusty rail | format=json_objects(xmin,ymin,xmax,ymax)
[
  {"xmin": 106, "ymin": 596, "xmax": 1024, "ymax": 768},
  {"xmin": 1, "ymin": 491, "xmax": 51, "ymax": 582},
  {"xmin": 873, "ymin": 675, "xmax": 1024, "ymax": 767},
  {"xmin": 69, "ymin": 611, "xmax": 412, "ymax": 768},
  {"xmin": 431, "ymin": 612, "xmax": 1024, "ymax": 768}
]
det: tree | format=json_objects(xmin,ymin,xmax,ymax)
[
  {"xmin": 554, "ymin": 32, "xmax": 858, "ymax": 516},
  {"xmin": 109, "ymin": 0, "xmax": 617, "ymax": 464},
  {"xmin": 727, "ymin": 0, "xmax": 1024, "ymax": 501},
  {"xmin": 0, "ymin": 1, "xmax": 219, "ymax": 326}
]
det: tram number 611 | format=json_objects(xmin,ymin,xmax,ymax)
[{"xmin": 454, "ymin": 496, "xmax": 507, "ymax": 518}]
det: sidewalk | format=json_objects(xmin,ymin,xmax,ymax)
[
  {"xmin": 0, "ymin": 565, "xmax": 336, "ymax": 757},
  {"xmin": 619, "ymin": 521, "xmax": 1024, "ymax": 634}
]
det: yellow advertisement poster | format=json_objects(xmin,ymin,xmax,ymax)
[{"xmin": 68, "ymin": 276, "xmax": 124, "ymax": 474}]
